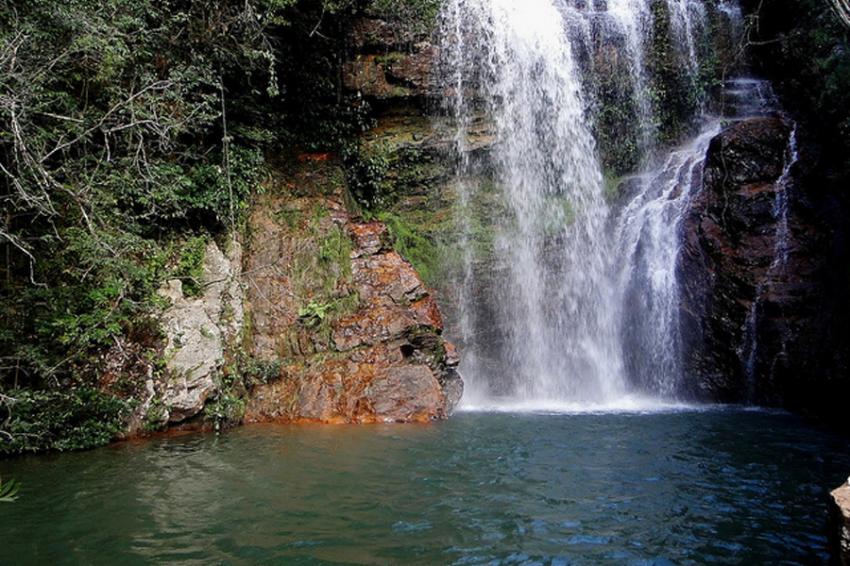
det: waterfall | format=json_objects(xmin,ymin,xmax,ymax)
[
  {"xmin": 436, "ymin": 0, "xmax": 737, "ymax": 409},
  {"xmin": 614, "ymin": 125, "xmax": 720, "ymax": 396},
  {"xmin": 438, "ymin": 0, "xmax": 624, "ymax": 407},
  {"xmin": 665, "ymin": 0, "xmax": 707, "ymax": 73}
]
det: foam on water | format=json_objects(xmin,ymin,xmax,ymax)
[{"xmin": 458, "ymin": 396, "xmax": 703, "ymax": 415}]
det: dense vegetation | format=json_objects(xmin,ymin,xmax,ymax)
[
  {"xmin": 742, "ymin": 0, "xmax": 850, "ymax": 178},
  {"xmin": 0, "ymin": 0, "xmax": 438, "ymax": 453}
]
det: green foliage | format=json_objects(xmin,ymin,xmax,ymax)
[
  {"xmin": 238, "ymin": 357, "xmax": 283, "ymax": 388},
  {"xmin": 298, "ymin": 300, "xmax": 336, "ymax": 327},
  {"xmin": 0, "ymin": 476, "xmax": 20, "ymax": 503},
  {"xmin": 174, "ymin": 237, "xmax": 208, "ymax": 297},
  {"xmin": 646, "ymin": 0, "xmax": 702, "ymax": 146},
  {"xmin": 204, "ymin": 373, "xmax": 247, "ymax": 432},
  {"xmin": 204, "ymin": 356, "xmax": 282, "ymax": 430},
  {"xmin": 590, "ymin": 0, "xmax": 736, "ymax": 172},
  {"xmin": 365, "ymin": 0, "xmax": 442, "ymax": 36},
  {"xmin": 142, "ymin": 399, "xmax": 168, "ymax": 433},
  {"xmin": 319, "ymin": 225, "xmax": 353, "ymax": 280},
  {"xmin": 378, "ymin": 211, "xmax": 441, "ymax": 285},
  {"xmin": 746, "ymin": 0, "xmax": 850, "ymax": 174},
  {"xmin": 588, "ymin": 45, "xmax": 644, "ymax": 174},
  {"xmin": 0, "ymin": 0, "xmax": 281, "ymax": 393},
  {"xmin": 343, "ymin": 141, "xmax": 392, "ymax": 207},
  {"xmin": 298, "ymin": 293, "xmax": 359, "ymax": 331},
  {"xmin": 603, "ymin": 170, "xmax": 627, "ymax": 202},
  {"xmin": 0, "ymin": 388, "xmax": 129, "ymax": 455}
]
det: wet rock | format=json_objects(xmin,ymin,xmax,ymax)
[
  {"xmin": 831, "ymin": 481, "xmax": 850, "ymax": 565},
  {"xmin": 342, "ymin": 17, "xmax": 436, "ymax": 101},
  {"xmin": 366, "ymin": 364, "xmax": 445, "ymax": 422},
  {"xmin": 678, "ymin": 116, "xmax": 825, "ymax": 404}
]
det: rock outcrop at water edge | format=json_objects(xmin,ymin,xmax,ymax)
[
  {"xmin": 679, "ymin": 115, "xmax": 829, "ymax": 406},
  {"xmin": 242, "ymin": 162, "xmax": 461, "ymax": 424},
  {"xmin": 831, "ymin": 481, "xmax": 850, "ymax": 565}
]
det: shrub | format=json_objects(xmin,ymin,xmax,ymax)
[{"xmin": 0, "ymin": 389, "xmax": 129, "ymax": 455}]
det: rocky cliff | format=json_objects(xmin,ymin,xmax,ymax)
[
  {"xmin": 241, "ymin": 158, "xmax": 461, "ymax": 423},
  {"xmin": 832, "ymin": 481, "xmax": 850, "ymax": 565},
  {"xmin": 679, "ymin": 115, "xmax": 848, "ymax": 411},
  {"xmin": 97, "ymin": 11, "xmax": 466, "ymax": 434}
]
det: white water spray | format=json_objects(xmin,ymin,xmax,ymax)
[
  {"xmin": 437, "ymin": 0, "xmax": 741, "ymax": 409},
  {"xmin": 439, "ymin": 0, "xmax": 625, "ymax": 406}
]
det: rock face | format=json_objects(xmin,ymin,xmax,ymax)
[
  {"xmin": 155, "ymin": 240, "xmax": 244, "ymax": 423},
  {"xmin": 342, "ymin": 18, "xmax": 435, "ymax": 100},
  {"xmin": 242, "ymin": 161, "xmax": 461, "ymax": 424},
  {"xmin": 98, "ymin": 12, "xmax": 465, "ymax": 436},
  {"xmin": 678, "ymin": 116, "xmax": 832, "ymax": 406},
  {"xmin": 679, "ymin": 116, "xmax": 792, "ymax": 401},
  {"xmin": 831, "ymin": 482, "xmax": 850, "ymax": 565},
  {"xmin": 99, "ymin": 239, "xmax": 245, "ymax": 432}
]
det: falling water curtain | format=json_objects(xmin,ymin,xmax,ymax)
[{"xmin": 829, "ymin": 0, "xmax": 850, "ymax": 27}]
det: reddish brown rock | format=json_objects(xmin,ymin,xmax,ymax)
[
  {"xmin": 243, "ymin": 168, "xmax": 461, "ymax": 424},
  {"xmin": 349, "ymin": 222, "xmax": 390, "ymax": 257},
  {"xmin": 342, "ymin": 17, "xmax": 435, "ymax": 101},
  {"xmin": 678, "ymin": 116, "xmax": 831, "ymax": 406}
]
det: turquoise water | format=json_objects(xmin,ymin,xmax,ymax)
[{"xmin": 1, "ymin": 408, "xmax": 848, "ymax": 564}]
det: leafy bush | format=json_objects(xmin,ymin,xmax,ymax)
[
  {"xmin": 744, "ymin": 0, "xmax": 850, "ymax": 175},
  {"xmin": 174, "ymin": 237, "xmax": 208, "ymax": 298},
  {"xmin": 378, "ymin": 211, "xmax": 440, "ymax": 285},
  {"xmin": 298, "ymin": 300, "xmax": 335, "ymax": 327},
  {"xmin": 0, "ymin": 389, "xmax": 129, "ymax": 455}
]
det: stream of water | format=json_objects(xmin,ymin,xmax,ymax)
[{"xmin": 439, "ymin": 0, "xmax": 624, "ymax": 406}]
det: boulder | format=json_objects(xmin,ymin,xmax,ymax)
[
  {"xmin": 154, "ymin": 240, "xmax": 244, "ymax": 424},
  {"xmin": 831, "ymin": 481, "xmax": 850, "ymax": 565}
]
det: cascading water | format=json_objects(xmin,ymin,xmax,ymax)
[
  {"xmin": 613, "ymin": 74, "xmax": 781, "ymax": 398},
  {"xmin": 436, "ymin": 0, "xmax": 747, "ymax": 409},
  {"xmin": 613, "ymin": 125, "xmax": 720, "ymax": 396},
  {"xmin": 665, "ymin": 0, "xmax": 707, "ymax": 72},
  {"xmin": 602, "ymin": 0, "xmax": 655, "ymax": 154},
  {"xmin": 438, "ymin": 0, "xmax": 625, "ymax": 408}
]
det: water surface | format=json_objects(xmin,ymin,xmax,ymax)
[{"xmin": 1, "ymin": 408, "xmax": 848, "ymax": 564}]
